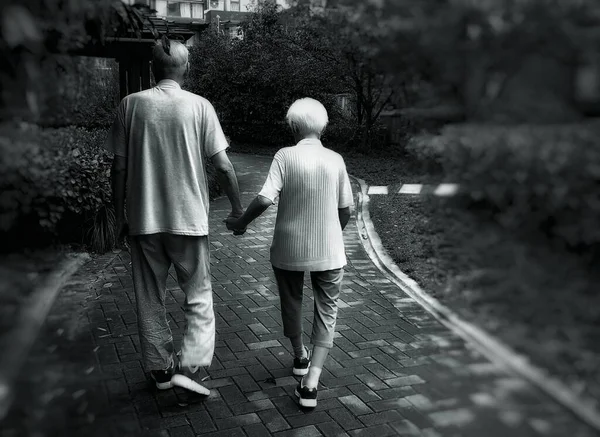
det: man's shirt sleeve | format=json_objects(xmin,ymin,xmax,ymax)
[
  {"xmin": 202, "ymin": 102, "xmax": 229, "ymax": 159},
  {"xmin": 258, "ymin": 152, "xmax": 285, "ymax": 204},
  {"xmin": 339, "ymin": 160, "xmax": 354, "ymax": 208},
  {"xmin": 104, "ymin": 100, "xmax": 128, "ymax": 157}
]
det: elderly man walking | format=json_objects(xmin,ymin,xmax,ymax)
[{"xmin": 104, "ymin": 37, "xmax": 243, "ymax": 395}]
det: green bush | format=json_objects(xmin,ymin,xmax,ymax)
[
  {"xmin": 0, "ymin": 124, "xmax": 115, "ymax": 251},
  {"xmin": 224, "ymin": 121, "xmax": 291, "ymax": 148},
  {"xmin": 322, "ymin": 117, "xmax": 365, "ymax": 152},
  {"xmin": 0, "ymin": 124, "xmax": 222, "ymax": 253},
  {"xmin": 407, "ymin": 121, "xmax": 600, "ymax": 251},
  {"xmin": 224, "ymin": 117, "xmax": 360, "ymax": 152}
]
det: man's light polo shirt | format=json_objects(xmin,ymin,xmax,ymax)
[
  {"xmin": 104, "ymin": 79, "xmax": 228, "ymax": 236},
  {"xmin": 259, "ymin": 139, "xmax": 354, "ymax": 271}
]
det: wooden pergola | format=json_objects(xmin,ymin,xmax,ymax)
[{"xmin": 69, "ymin": 16, "xmax": 208, "ymax": 99}]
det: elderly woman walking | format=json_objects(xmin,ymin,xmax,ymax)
[{"xmin": 226, "ymin": 98, "xmax": 353, "ymax": 408}]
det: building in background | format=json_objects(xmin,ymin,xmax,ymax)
[
  {"xmin": 147, "ymin": 0, "xmax": 288, "ymax": 19},
  {"xmin": 121, "ymin": 0, "xmax": 288, "ymax": 43}
]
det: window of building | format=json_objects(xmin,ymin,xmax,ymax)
[
  {"xmin": 167, "ymin": 2, "xmax": 181, "ymax": 16},
  {"xmin": 150, "ymin": 0, "xmax": 204, "ymax": 18},
  {"xmin": 153, "ymin": 0, "xmax": 168, "ymax": 16},
  {"xmin": 230, "ymin": 1, "xmax": 240, "ymax": 11},
  {"xmin": 191, "ymin": 3, "xmax": 204, "ymax": 18},
  {"xmin": 180, "ymin": 2, "xmax": 191, "ymax": 17}
]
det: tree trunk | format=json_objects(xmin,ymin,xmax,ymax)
[
  {"xmin": 362, "ymin": 72, "xmax": 374, "ymax": 149},
  {"xmin": 354, "ymin": 73, "xmax": 364, "ymax": 126}
]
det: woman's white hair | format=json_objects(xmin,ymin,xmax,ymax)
[{"xmin": 286, "ymin": 98, "xmax": 329, "ymax": 136}]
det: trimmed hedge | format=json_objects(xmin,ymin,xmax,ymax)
[
  {"xmin": 407, "ymin": 121, "xmax": 600, "ymax": 251},
  {"xmin": 0, "ymin": 124, "xmax": 222, "ymax": 253}
]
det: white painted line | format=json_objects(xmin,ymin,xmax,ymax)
[
  {"xmin": 350, "ymin": 174, "xmax": 600, "ymax": 433},
  {"xmin": 434, "ymin": 183, "xmax": 460, "ymax": 197},
  {"xmin": 367, "ymin": 186, "xmax": 388, "ymax": 195},
  {"xmin": 0, "ymin": 252, "xmax": 90, "ymax": 421},
  {"xmin": 398, "ymin": 184, "xmax": 423, "ymax": 194}
]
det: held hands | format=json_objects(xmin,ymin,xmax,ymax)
[{"xmin": 224, "ymin": 210, "xmax": 247, "ymax": 236}]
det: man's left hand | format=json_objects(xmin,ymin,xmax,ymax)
[{"xmin": 225, "ymin": 217, "xmax": 246, "ymax": 235}]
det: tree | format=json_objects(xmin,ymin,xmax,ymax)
[
  {"xmin": 188, "ymin": 0, "xmax": 600, "ymax": 148},
  {"xmin": 285, "ymin": 1, "xmax": 426, "ymax": 148},
  {"xmin": 307, "ymin": 0, "xmax": 600, "ymax": 123},
  {"xmin": 187, "ymin": 0, "xmax": 429, "ymax": 149},
  {"xmin": 187, "ymin": 1, "xmax": 345, "ymax": 145}
]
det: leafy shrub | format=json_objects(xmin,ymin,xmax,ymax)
[
  {"xmin": 0, "ymin": 124, "xmax": 222, "ymax": 253},
  {"xmin": 0, "ymin": 124, "xmax": 114, "ymax": 251},
  {"xmin": 38, "ymin": 56, "xmax": 120, "ymax": 129},
  {"xmin": 322, "ymin": 117, "xmax": 356, "ymax": 150},
  {"xmin": 224, "ymin": 121, "xmax": 291, "ymax": 148},
  {"xmin": 224, "ymin": 116, "xmax": 361, "ymax": 152},
  {"xmin": 407, "ymin": 121, "xmax": 600, "ymax": 251}
]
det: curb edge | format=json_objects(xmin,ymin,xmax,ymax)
[
  {"xmin": 350, "ymin": 175, "xmax": 600, "ymax": 431},
  {"xmin": 0, "ymin": 252, "xmax": 91, "ymax": 422}
]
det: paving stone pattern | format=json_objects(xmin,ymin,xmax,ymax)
[{"xmin": 2, "ymin": 154, "xmax": 596, "ymax": 437}]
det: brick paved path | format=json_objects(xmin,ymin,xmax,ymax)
[{"xmin": 2, "ymin": 154, "xmax": 596, "ymax": 437}]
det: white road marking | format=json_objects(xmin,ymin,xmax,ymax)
[
  {"xmin": 367, "ymin": 186, "xmax": 389, "ymax": 195},
  {"xmin": 434, "ymin": 183, "xmax": 460, "ymax": 197},
  {"xmin": 398, "ymin": 184, "xmax": 423, "ymax": 194}
]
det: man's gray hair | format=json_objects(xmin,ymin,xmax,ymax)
[
  {"xmin": 286, "ymin": 98, "xmax": 329, "ymax": 136},
  {"xmin": 152, "ymin": 37, "xmax": 189, "ymax": 74}
]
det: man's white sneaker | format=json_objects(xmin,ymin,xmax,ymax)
[{"xmin": 170, "ymin": 365, "xmax": 210, "ymax": 396}]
